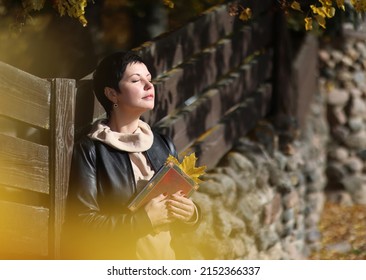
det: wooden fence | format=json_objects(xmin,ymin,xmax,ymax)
[
  {"xmin": 0, "ymin": 64, "xmax": 75, "ymax": 258},
  {"xmin": 0, "ymin": 0, "xmax": 318, "ymax": 259}
]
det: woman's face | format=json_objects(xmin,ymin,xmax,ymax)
[{"xmin": 115, "ymin": 62, "xmax": 155, "ymax": 114}]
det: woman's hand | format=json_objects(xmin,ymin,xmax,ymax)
[
  {"xmin": 167, "ymin": 191, "xmax": 196, "ymax": 223},
  {"xmin": 144, "ymin": 193, "xmax": 172, "ymax": 228}
]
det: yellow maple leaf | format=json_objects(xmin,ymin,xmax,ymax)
[
  {"xmin": 166, "ymin": 153, "xmax": 206, "ymax": 184},
  {"xmin": 320, "ymin": 0, "xmax": 333, "ymax": 6},
  {"xmin": 290, "ymin": 1, "xmax": 302, "ymax": 12},
  {"xmin": 54, "ymin": 0, "xmax": 88, "ymax": 26},
  {"xmin": 311, "ymin": 5, "xmax": 326, "ymax": 17},
  {"xmin": 305, "ymin": 17, "xmax": 313, "ymax": 31},
  {"xmin": 336, "ymin": 0, "xmax": 345, "ymax": 10},
  {"xmin": 315, "ymin": 14, "xmax": 326, "ymax": 28},
  {"xmin": 322, "ymin": 6, "xmax": 336, "ymax": 18},
  {"xmin": 180, "ymin": 153, "xmax": 207, "ymax": 184},
  {"xmin": 239, "ymin": 8, "xmax": 252, "ymax": 21},
  {"xmin": 166, "ymin": 154, "xmax": 180, "ymax": 166}
]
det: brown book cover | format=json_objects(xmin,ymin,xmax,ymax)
[{"xmin": 128, "ymin": 162, "xmax": 199, "ymax": 212}]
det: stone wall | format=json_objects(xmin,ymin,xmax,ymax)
[
  {"xmin": 179, "ymin": 31, "xmax": 366, "ymax": 260},
  {"xmin": 180, "ymin": 87, "xmax": 329, "ymax": 260},
  {"xmin": 319, "ymin": 35, "xmax": 366, "ymax": 205}
]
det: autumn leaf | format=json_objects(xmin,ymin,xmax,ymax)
[
  {"xmin": 305, "ymin": 17, "xmax": 313, "ymax": 30},
  {"xmin": 315, "ymin": 14, "xmax": 326, "ymax": 28},
  {"xmin": 163, "ymin": 0, "xmax": 174, "ymax": 9},
  {"xmin": 310, "ymin": 5, "xmax": 325, "ymax": 17},
  {"xmin": 336, "ymin": 0, "xmax": 345, "ymax": 11},
  {"xmin": 166, "ymin": 154, "xmax": 180, "ymax": 166},
  {"xmin": 239, "ymin": 8, "xmax": 252, "ymax": 21},
  {"xmin": 166, "ymin": 153, "xmax": 206, "ymax": 184},
  {"xmin": 309, "ymin": 202, "xmax": 366, "ymax": 260},
  {"xmin": 322, "ymin": 6, "xmax": 336, "ymax": 18},
  {"xmin": 54, "ymin": 0, "xmax": 88, "ymax": 26},
  {"xmin": 320, "ymin": 0, "xmax": 333, "ymax": 6},
  {"xmin": 179, "ymin": 153, "xmax": 206, "ymax": 184},
  {"xmin": 290, "ymin": 1, "xmax": 302, "ymax": 12}
]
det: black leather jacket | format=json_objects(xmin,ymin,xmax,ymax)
[{"xmin": 61, "ymin": 130, "xmax": 194, "ymax": 259}]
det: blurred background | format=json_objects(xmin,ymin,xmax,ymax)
[{"xmin": 0, "ymin": 0, "xmax": 226, "ymax": 79}]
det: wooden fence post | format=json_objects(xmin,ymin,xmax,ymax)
[
  {"xmin": 272, "ymin": 7, "xmax": 295, "ymax": 121},
  {"xmin": 49, "ymin": 78, "xmax": 76, "ymax": 259}
]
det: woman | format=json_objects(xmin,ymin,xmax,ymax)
[{"xmin": 62, "ymin": 51, "xmax": 199, "ymax": 260}]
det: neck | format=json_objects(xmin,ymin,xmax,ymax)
[{"xmin": 108, "ymin": 114, "xmax": 140, "ymax": 134}]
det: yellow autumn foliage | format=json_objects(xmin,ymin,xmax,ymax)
[
  {"xmin": 300, "ymin": 0, "xmax": 365, "ymax": 30},
  {"xmin": 166, "ymin": 153, "xmax": 206, "ymax": 185},
  {"xmin": 17, "ymin": 0, "xmax": 366, "ymax": 30},
  {"xmin": 239, "ymin": 8, "xmax": 252, "ymax": 21},
  {"xmin": 310, "ymin": 202, "xmax": 366, "ymax": 260},
  {"xmin": 233, "ymin": 0, "xmax": 361, "ymax": 31},
  {"xmin": 291, "ymin": 1, "xmax": 302, "ymax": 12},
  {"xmin": 53, "ymin": 0, "xmax": 88, "ymax": 26},
  {"xmin": 305, "ymin": 17, "xmax": 313, "ymax": 31},
  {"xmin": 163, "ymin": 0, "xmax": 175, "ymax": 9}
]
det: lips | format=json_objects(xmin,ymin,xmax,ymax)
[{"xmin": 143, "ymin": 94, "xmax": 154, "ymax": 100}]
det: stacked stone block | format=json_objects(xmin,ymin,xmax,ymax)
[
  {"xmin": 319, "ymin": 36, "xmax": 366, "ymax": 205},
  {"xmin": 181, "ymin": 89, "xmax": 329, "ymax": 259}
]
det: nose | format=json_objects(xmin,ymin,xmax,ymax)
[{"xmin": 144, "ymin": 79, "xmax": 153, "ymax": 90}]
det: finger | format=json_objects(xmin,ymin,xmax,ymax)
[
  {"xmin": 169, "ymin": 211, "xmax": 186, "ymax": 221},
  {"xmin": 169, "ymin": 207, "xmax": 193, "ymax": 222},
  {"xmin": 168, "ymin": 199, "xmax": 191, "ymax": 211},
  {"xmin": 168, "ymin": 202, "xmax": 194, "ymax": 220},
  {"xmin": 168, "ymin": 203, "xmax": 186, "ymax": 216},
  {"xmin": 151, "ymin": 192, "xmax": 169, "ymax": 202},
  {"xmin": 170, "ymin": 190, "xmax": 185, "ymax": 198},
  {"xmin": 170, "ymin": 194, "xmax": 193, "ymax": 206}
]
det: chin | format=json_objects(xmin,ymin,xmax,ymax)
[{"xmin": 141, "ymin": 105, "xmax": 154, "ymax": 114}]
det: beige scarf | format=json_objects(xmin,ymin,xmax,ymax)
[{"xmin": 88, "ymin": 119, "xmax": 155, "ymax": 191}]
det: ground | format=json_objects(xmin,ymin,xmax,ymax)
[{"xmin": 309, "ymin": 199, "xmax": 366, "ymax": 259}]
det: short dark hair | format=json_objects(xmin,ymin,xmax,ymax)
[{"xmin": 92, "ymin": 51, "xmax": 144, "ymax": 118}]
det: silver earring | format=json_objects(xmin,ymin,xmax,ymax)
[{"xmin": 113, "ymin": 103, "xmax": 118, "ymax": 108}]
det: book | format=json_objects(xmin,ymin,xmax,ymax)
[{"xmin": 128, "ymin": 162, "xmax": 199, "ymax": 212}]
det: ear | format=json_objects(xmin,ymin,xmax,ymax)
[{"xmin": 104, "ymin": 87, "xmax": 118, "ymax": 104}]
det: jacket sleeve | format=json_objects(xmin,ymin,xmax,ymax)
[{"xmin": 64, "ymin": 137, "xmax": 153, "ymax": 239}]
